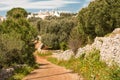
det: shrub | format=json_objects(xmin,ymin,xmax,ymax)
[
  {"xmin": 77, "ymin": 0, "xmax": 120, "ymax": 44},
  {"xmin": 0, "ymin": 8, "xmax": 37, "ymax": 69},
  {"xmin": 9, "ymin": 65, "xmax": 33, "ymax": 80},
  {"xmin": 110, "ymin": 67, "xmax": 120, "ymax": 80},
  {"xmin": 41, "ymin": 34, "xmax": 59, "ymax": 49},
  {"xmin": 0, "ymin": 31, "xmax": 24, "ymax": 68},
  {"xmin": 68, "ymin": 27, "xmax": 82, "ymax": 55},
  {"xmin": 48, "ymin": 49, "xmax": 120, "ymax": 80},
  {"xmin": 36, "ymin": 17, "xmax": 77, "ymax": 49},
  {"xmin": 60, "ymin": 42, "xmax": 68, "ymax": 51},
  {"xmin": 7, "ymin": 7, "xmax": 27, "ymax": 19}
]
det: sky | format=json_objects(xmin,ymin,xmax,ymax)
[{"xmin": 0, "ymin": 0, "xmax": 91, "ymax": 16}]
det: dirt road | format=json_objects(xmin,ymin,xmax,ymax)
[{"xmin": 23, "ymin": 53, "xmax": 82, "ymax": 80}]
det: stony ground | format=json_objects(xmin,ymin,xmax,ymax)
[{"xmin": 23, "ymin": 52, "xmax": 81, "ymax": 80}]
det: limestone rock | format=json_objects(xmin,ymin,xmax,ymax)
[
  {"xmin": 52, "ymin": 50, "xmax": 74, "ymax": 61},
  {"xmin": 53, "ymin": 28, "xmax": 120, "ymax": 66}
]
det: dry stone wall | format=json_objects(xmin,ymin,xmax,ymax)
[
  {"xmin": 91, "ymin": 28, "xmax": 120, "ymax": 66},
  {"xmin": 52, "ymin": 50, "xmax": 74, "ymax": 60},
  {"xmin": 53, "ymin": 28, "xmax": 120, "ymax": 66}
]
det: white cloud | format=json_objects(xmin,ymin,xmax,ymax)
[{"xmin": 0, "ymin": 0, "xmax": 80, "ymax": 11}]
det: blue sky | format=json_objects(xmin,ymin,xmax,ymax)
[{"xmin": 0, "ymin": 0, "xmax": 91, "ymax": 16}]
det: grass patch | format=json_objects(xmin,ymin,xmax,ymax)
[
  {"xmin": 38, "ymin": 51, "xmax": 52, "ymax": 57},
  {"xmin": 8, "ymin": 65, "xmax": 34, "ymax": 80},
  {"xmin": 48, "ymin": 49, "xmax": 120, "ymax": 80}
]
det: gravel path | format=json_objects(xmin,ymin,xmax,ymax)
[{"xmin": 23, "ymin": 52, "xmax": 82, "ymax": 80}]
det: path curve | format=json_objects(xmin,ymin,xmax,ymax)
[{"xmin": 23, "ymin": 52, "xmax": 82, "ymax": 80}]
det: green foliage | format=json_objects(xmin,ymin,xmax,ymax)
[
  {"xmin": 0, "ymin": 31, "xmax": 24, "ymax": 67},
  {"xmin": 41, "ymin": 34, "xmax": 59, "ymax": 49},
  {"xmin": 38, "ymin": 51, "xmax": 52, "ymax": 57},
  {"xmin": 28, "ymin": 17, "xmax": 42, "ymax": 32},
  {"xmin": 47, "ymin": 57, "xmax": 58, "ymax": 64},
  {"xmin": 45, "ymin": 16, "xmax": 58, "ymax": 20},
  {"xmin": 7, "ymin": 8, "xmax": 27, "ymax": 19},
  {"xmin": 35, "ymin": 17, "xmax": 77, "ymax": 49},
  {"xmin": 77, "ymin": 0, "xmax": 120, "ymax": 44},
  {"xmin": 60, "ymin": 13, "xmax": 76, "ymax": 18},
  {"xmin": 0, "ymin": 8, "xmax": 37, "ymax": 69},
  {"xmin": 48, "ymin": 49, "xmax": 120, "ymax": 80},
  {"xmin": 0, "ymin": 19, "xmax": 1, "ymax": 22},
  {"xmin": 60, "ymin": 42, "xmax": 68, "ymax": 51},
  {"xmin": 68, "ymin": 27, "xmax": 82, "ymax": 54},
  {"xmin": 110, "ymin": 67, "xmax": 120, "ymax": 80},
  {"xmin": 9, "ymin": 65, "xmax": 33, "ymax": 80}
]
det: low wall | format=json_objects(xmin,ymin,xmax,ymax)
[{"xmin": 53, "ymin": 28, "xmax": 120, "ymax": 66}]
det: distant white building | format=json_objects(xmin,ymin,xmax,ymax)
[
  {"xmin": 27, "ymin": 11, "xmax": 60, "ymax": 19},
  {"xmin": 27, "ymin": 13, "xmax": 34, "ymax": 19},
  {"xmin": 0, "ymin": 16, "xmax": 5, "ymax": 22},
  {"xmin": 53, "ymin": 11, "xmax": 60, "ymax": 17}
]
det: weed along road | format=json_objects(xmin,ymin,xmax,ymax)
[{"xmin": 23, "ymin": 52, "xmax": 81, "ymax": 80}]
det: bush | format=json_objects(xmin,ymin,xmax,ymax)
[
  {"xmin": 36, "ymin": 17, "xmax": 77, "ymax": 49},
  {"xmin": 68, "ymin": 27, "xmax": 82, "ymax": 55},
  {"xmin": 41, "ymin": 34, "xmax": 59, "ymax": 49},
  {"xmin": 7, "ymin": 7, "xmax": 27, "ymax": 19},
  {"xmin": 0, "ymin": 31, "xmax": 24, "ymax": 68},
  {"xmin": 60, "ymin": 42, "xmax": 68, "ymax": 51},
  {"xmin": 77, "ymin": 0, "xmax": 120, "ymax": 44},
  {"xmin": 9, "ymin": 65, "xmax": 33, "ymax": 80},
  {"xmin": 110, "ymin": 67, "xmax": 120, "ymax": 80},
  {"xmin": 48, "ymin": 49, "xmax": 120, "ymax": 80},
  {"xmin": 0, "ymin": 8, "xmax": 37, "ymax": 69}
]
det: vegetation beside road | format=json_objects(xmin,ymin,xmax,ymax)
[
  {"xmin": 38, "ymin": 51, "xmax": 52, "ymax": 57},
  {"xmin": 8, "ymin": 65, "xmax": 34, "ymax": 80},
  {"xmin": 0, "ymin": 8, "xmax": 37, "ymax": 74},
  {"xmin": 0, "ymin": 0, "xmax": 120, "ymax": 79},
  {"xmin": 48, "ymin": 49, "xmax": 120, "ymax": 80},
  {"xmin": 29, "ymin": 0, "xmax": 120, "ymax": 55}
]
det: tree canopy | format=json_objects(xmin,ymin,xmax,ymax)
[
  {"xmin": 77, "ymin": 0, "xmax": 120, "ymax": 44},
  {"xmin": 0, "ymin": 8, "xmax": 37, "ymax": 69},
  {"xmin": 7, "ymin": 7, "xmax": 28, "ymax": 19},
  {"xmin": 29, "ymin": 15, "xmax": 77, "ymax": 50}
]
